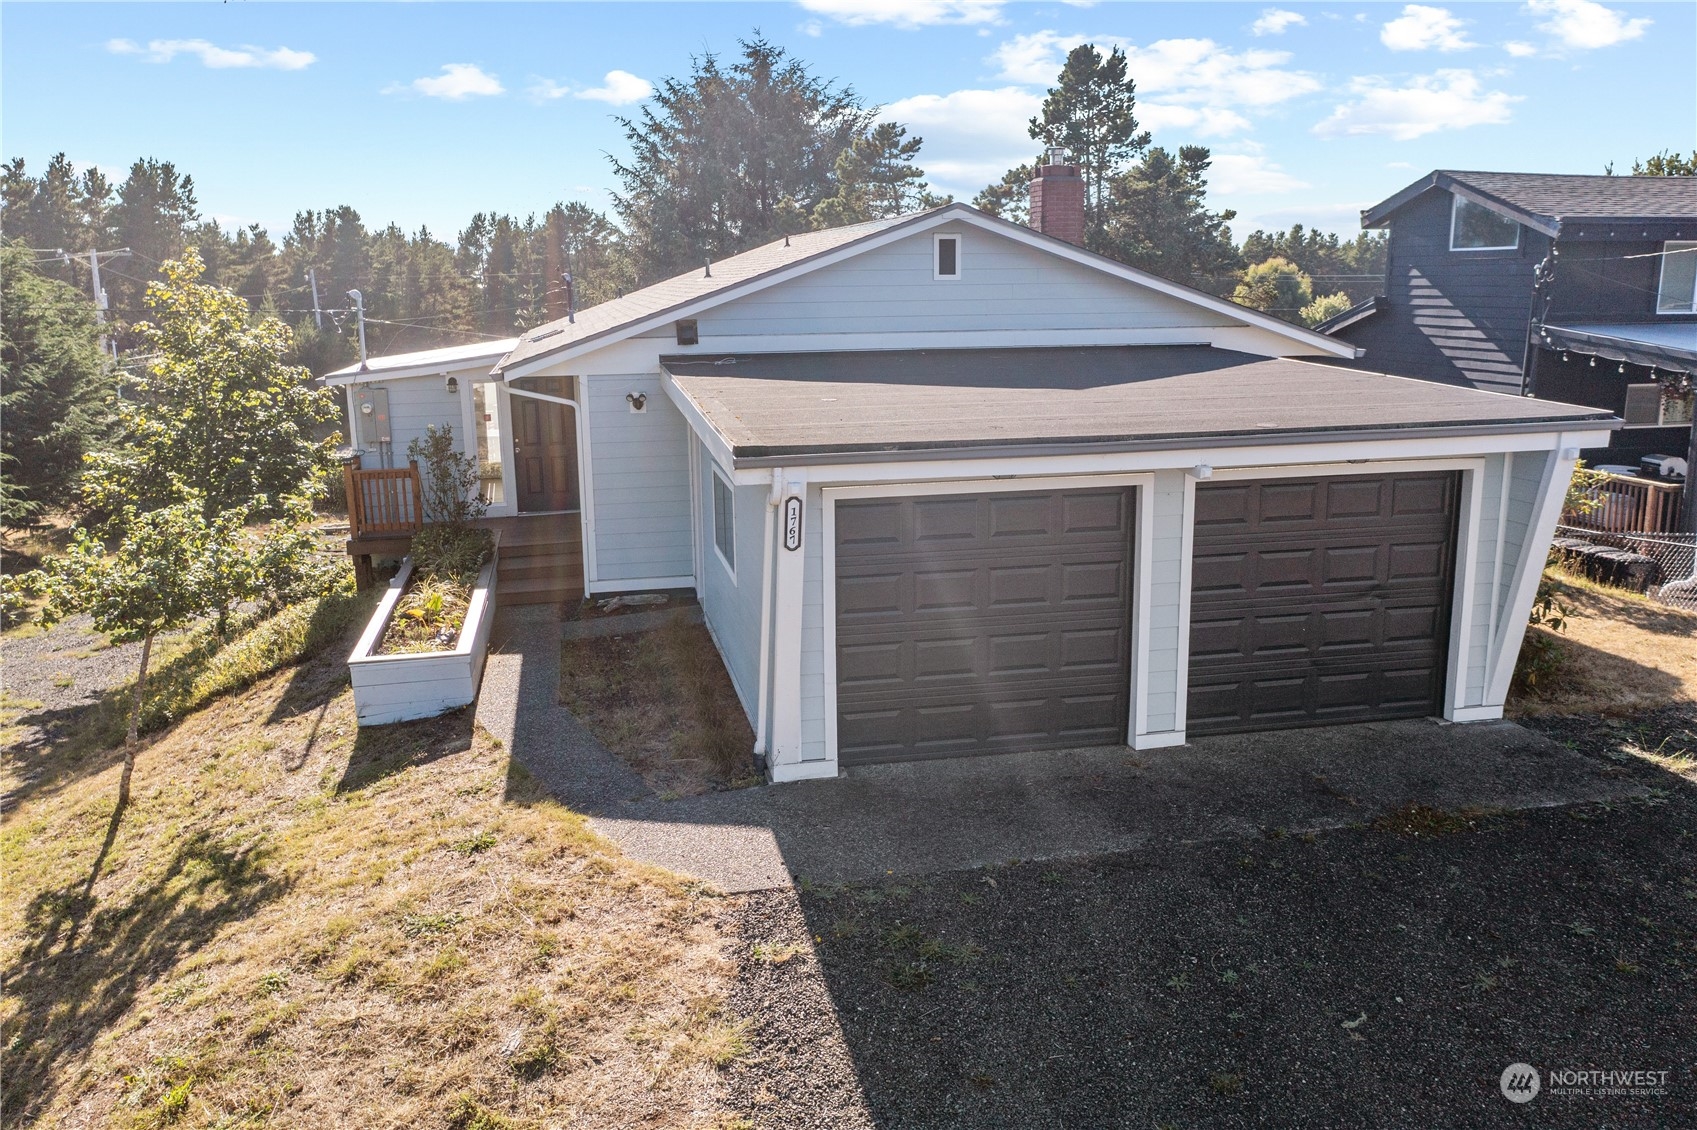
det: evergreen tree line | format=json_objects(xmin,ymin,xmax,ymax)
[{"xmin": 4, "ymin": 36, "xmax": 1393, "ymax": 386}]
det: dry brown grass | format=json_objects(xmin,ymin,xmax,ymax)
[
  {"xmin": 559, "ymin": 616, "xmax": 758, "ymax": 797},
  {"xmin": 1, "ymin": 625, "xmax": 745, "ymax": 1128},
  {"xmin": 1508, "ymin": 575, "xmax": 1697, "ymax": 717}
]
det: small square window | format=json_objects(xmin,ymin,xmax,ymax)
[
  {"xmin": 934, "ymin": 234, "xmax": 960, "ymax": 279},
  {"xmin": 1656, "ymin": 241, "xmax": 1697, "ymax": 314},
  {"xmin": 1449, "ymin": 194, "xmax": 1520, "ymax": 251},
  {"xmin": 711, "ymin": 469, "xmax": 735, "ymax": 575}
]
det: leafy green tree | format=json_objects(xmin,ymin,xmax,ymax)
[
  {"xmin": 1299, "ymin": 291, "xmax": 1355, "ymax": 327},
  {"xmin": 546, "ymin": 202, "xmax": 633, "ymax": 312},
  {"xmin": 80, "ymin": 249, "xmax": 340, "ymax": 525},
  {"xmin": 1101, "ymin": 146, "xmax": 1240, "ymax": 292},
  {"xmin": 611, "ymin": 36, "xmax": 872, "ymax": 279},
  {"xmin": 1, "ymin": 243, "xmax": 112, "ymax": 523},
  {"xmin": 0, "ymin": 154, "xmax": 113, "ymax": 288},
  {"xmin": 972, "ymin": 161, "xmax": 1037, "ymax": 224},
  {"xmin": 35, "ymin": 501, "xmax": 246, "ymax": 762},
  {"xmin": 1026, "ymin": 44, "xmax": 1150, "ymax": 244},
  {"xmin": 105, "ymin": 158, "xmax": 199, "ymax": 323},
  {"xmin": 1239, "ymin": 224, "xmax": 1387, "ymax": 305},
  {"xmin": 1632, "ymin": 150, "xmax": 1697, "ymax": 176},
  {"xmin": 1233, "ymin": 257, "xmax": 1313, "ymax": 316},
  {"xmin": 813, "ymin": 122, "xmax": 941, "ymax": 226}
]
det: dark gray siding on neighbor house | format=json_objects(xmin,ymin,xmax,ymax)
[
  {"xmin": 1335, "ymin": 187, "xmax": 1547, "ymax": 395},
  {"xmin": 1532, "ymin": 350, "xmax": 1690, "ymax": 464}
]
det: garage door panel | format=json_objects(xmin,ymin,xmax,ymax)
[
  {"xmin": 837, "ymin": 487, "xmax": 1133, "ymax": 765},
  {"xmin": 1188, "ymin": 471, "xmax": 1457, "ymax": 736}
]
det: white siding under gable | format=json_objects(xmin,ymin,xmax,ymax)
[
  {"xmin": 702, "ymin": 226, "xmax": 1234, "ymax": 341},
  {"xmin": 697, "ymin": 438, "xmax": 768, "ymax": 724},
  {"xmin": 585, "ymin": 373, "xmax": 694, "ymax": 588}
]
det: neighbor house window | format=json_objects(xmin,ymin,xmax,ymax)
[
  {"xmin": 1656, "ymin": 241, "xmax": 1697, "ymax": 314},
  {"xmin": 1449, "ymin": 194, "xmax": 1520, "ymax": 251},
  {"xmin": 1623, "ymin": 382, "xmax": 1695, "ymax": 428},
  {"xmin": 934, "ymin": 234, "xmax": 960, "ymax": 279},
  {"xmin": 711, "ymin": 468, "xmax": 735, "ymax": 574}
]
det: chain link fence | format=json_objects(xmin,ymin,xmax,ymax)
[{"xmin": 1551, "ymin": 525, "xmax": 1697, "ymax": 612}]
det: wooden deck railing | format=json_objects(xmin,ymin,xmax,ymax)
[
  {"xmin": 344, "ymin": 457, "xmax": 424, "ymax": 541},
  {"xmin": 1565, "ymin": 470, "xmax": 1684, "ymax": 535}
]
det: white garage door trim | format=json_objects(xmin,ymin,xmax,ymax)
[
  {"xmin": 1180, "ymin": 457, "xmax": 1487, "ymax": 732},
  {"xmin": 822, "ymin": 473, "xmax": 1159, "ymax": 768}
]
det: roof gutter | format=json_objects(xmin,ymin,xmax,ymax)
[{"xmin": 724, "ymin": 417, "xmax": 1621, "ymax": 470}]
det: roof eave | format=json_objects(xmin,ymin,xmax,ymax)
[{"xmin": 723, "ymin": 416, "xmax": 1621, "ymax": 469}]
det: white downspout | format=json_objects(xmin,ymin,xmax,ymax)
[{"xmin": 753, "ymin": 467, "xmax": 783, "ymax": 757}]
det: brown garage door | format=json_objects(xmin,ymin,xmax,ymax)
[
  {"xmin": 835, "ymin": 488, "xmax": 1134, "ymax": 765},
  {"xmin": 1187, "ymin": 471, "xmax": 1458, "ymax": 735}
]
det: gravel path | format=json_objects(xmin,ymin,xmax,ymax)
[
  {"xmin": 722, "ymin": 711, "xmax": 1697, "ymax": 1129},
  {"xmin": 2, "ymin": 617, "xmax": 150, "ymax": 746}
]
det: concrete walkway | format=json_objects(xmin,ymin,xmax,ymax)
[{"xmin": 479, "ymin": 606, "xmax": 1646, "ymax": 894}]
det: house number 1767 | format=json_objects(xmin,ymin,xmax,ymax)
[{"xmin": 782, "ymin": 496, "xmax": 803, "ymax": 551}]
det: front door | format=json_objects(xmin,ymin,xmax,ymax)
[{"xmin": 512, "ymin": 377, "xmax": 579, "ymax": 513}]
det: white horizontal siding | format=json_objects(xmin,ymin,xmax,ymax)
[
  {"xmin": 698, "ymin": 442, "xmax": 766, "ymax": 725},
  {"xmin": 703, "ymin": 226, "xmax": 1229, "ymax": 342},
  {"xmin": 586, "ymin": 373, "xmax": 693, "ymax": 584},
  {"xmin": 360, "ymin": 374, "xmax": 467, "ymax": 465}
]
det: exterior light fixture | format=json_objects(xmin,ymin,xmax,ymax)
[{"xmin": 445, "ymin": 376, "xmax": 460, "ymax": 394}]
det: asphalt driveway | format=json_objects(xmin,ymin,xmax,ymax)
[{"xmin": 722, "ymin": 709, "xmax": 1697, "ymax": 1129}]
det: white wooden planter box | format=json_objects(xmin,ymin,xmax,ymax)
[{"xmin": 348, "ymin": 546, "xmax": 499, "ymax": 726}]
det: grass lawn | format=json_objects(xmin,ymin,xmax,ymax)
[
  {"xmin": 1, "ymin": 617, "xmax": 749, "ymax": 1128},
  {"xmin": 1509, "ymin": 573, "xmax": 1697, "ymax": 718},
  {"xmin": 559, "ymin": 615, "xmax": 759, "ymax": 797}
]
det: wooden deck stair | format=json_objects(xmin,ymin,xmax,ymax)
[{"xmin": 485, "ymin": 514, "xmax": 585, "ymax": 607}]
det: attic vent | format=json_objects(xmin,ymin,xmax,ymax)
[
  {"xmin": 528, "ymin": 327, "xmax": 564, "ymax": 343},
  {"xmin": 676, "ymin": 319, "xmax": 699, "ymax": 346}
]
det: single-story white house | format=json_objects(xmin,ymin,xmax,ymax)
[{"xmin": 327, "ymin": 163, "xmax": 1616, "ymax": 783}]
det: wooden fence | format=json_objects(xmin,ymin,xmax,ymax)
[
  {"xmin": 344, "ymin": 457, "xmax": 424, "ymax": 540},
  {"xmin": 1564, "ymin": 470, "xmax": 1683, "ymax": 535}
]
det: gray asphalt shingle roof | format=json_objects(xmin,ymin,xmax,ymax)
[
  {"xmin": 495, "ymin": 213, "xmax": 917, "ymax": 374},
  {"xmin": 1364, "ymin": 171, "xmax": 1697, "ymax": 234},
  {"xmin": 663, "ymin": 346, "xmax": 1616, "ymax": 465}
]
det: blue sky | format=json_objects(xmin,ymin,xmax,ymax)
[{"xmin": 4, "ymin": 1, "xmax": 1691, "ymax": 242}]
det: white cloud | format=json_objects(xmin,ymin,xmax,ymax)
[
  {"xmin": 796, "ymin": 0, "xmax": 1004, "ymax": 29},
  {"xmin": 1138, "ymin": 104, "xmax": 1253, "ymax": 137},
  {"xmin": 992, "ymin": 32, "xmax": 1320, "ymax": 115},
  {"xmin": 1208, "ymin": 149, "xmax": 1309, "ymax": 195},
  {"xmin": 1527, "ymin": 0, "xmax": 1649, "ymax": 49},
  {"xmin": 105, "ymin": 37, "xmax": 314, "ymax": 70},
  {"xmin": 527, "ymin": 78, "xmax": 571, "ymax": 102},
  {"xmin": 879, "ymin": 87, "xmax": 1042, "ymax": 189},
  {"xmin": 391, "ymin": 63, "xmax": 505, "ymax": 100},
  {"xmin": 1503, "ymin": 40, "xmax": 1539, "ymax": 56},
  {"xmin": 1314, "ymin": 69, "xmax": 1519, "ymax": 140},
  {"xmin": 1380, "ymin": 5, "xmax": 1476, "ymax": 51},
  {"xmin": 800, "ymin": 19, "xmax": 825, "ymax": 37},
  {"xmin": 1251, "ymin": 9, "xmax": 1306, "ymax": 36},
  {"xmin": 576, "ymin": 70, "xmax": 653, "ymax": 104}
]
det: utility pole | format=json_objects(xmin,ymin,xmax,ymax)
[
  {"xmin": 307, "ymin": 268, "xmax": 323, "ymax": 329},
  {"xmin": 64, "ymin": 247, "xmax": 130, "ymax": 360},
  {"xmin": 346, "ymin": 289, "xmax": 368, "ymax": 371}
]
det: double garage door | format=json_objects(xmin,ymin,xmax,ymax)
[{"xmin": 834, "ymin": 472, "xmax": 1458, "ymax": 765}]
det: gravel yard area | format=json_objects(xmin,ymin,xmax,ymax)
[
  {"xmin": 724, "ymin": 712, "xmax": 1697, "ymax": 1129},
  {"xmin": 0, "ymin": 618, "xmax": 178, "ymax": 751}
]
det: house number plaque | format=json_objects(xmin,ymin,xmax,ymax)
[{"xmin": 782, "ymin": 496, "xmax": 803, "ymax": 551}]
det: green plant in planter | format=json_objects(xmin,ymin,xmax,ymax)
[{"xmin": 408, "ymin": 425, "xmax": 487, "ymax": 528}]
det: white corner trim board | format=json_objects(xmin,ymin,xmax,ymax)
[{"xmin": 348, "ymin": 551, "xmax": 499, "ymax": 726}]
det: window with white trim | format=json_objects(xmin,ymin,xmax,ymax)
[
  {"xmin": 1449, "ymin": 194, "xmax": 1519, "ymax": 251},
  {"xmin": 1656, "ymin": 240, "xmax": 1697, "ymax": 314},
  {"xmin": 711, "ymin": 468, "xmax": 736, "ymax": 575},
  {"xmin": 934, "ymin": 234, "xmax": 960, "ymax": 279},
  {"xmin": 1623, "ymin": 382, "xmax": 1695, "ymax": 428}
]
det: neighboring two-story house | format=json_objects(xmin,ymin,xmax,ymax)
[{"xmin": 1322, "ymin": 171, "xmax": 1697, "ymax": 524}]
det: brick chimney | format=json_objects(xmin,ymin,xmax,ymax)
[{"xmin": 1029, "ymin": 147, "xmax": 1085, "ymax": 246}]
